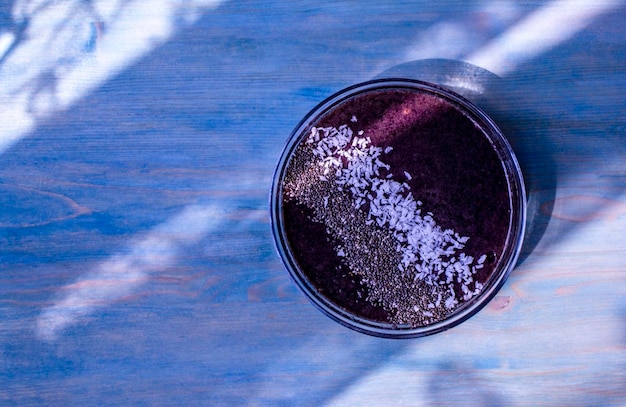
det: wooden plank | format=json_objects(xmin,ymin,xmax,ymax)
[{"xmin": 0, "ymin": 1, "xmax": 625, "ymax": 405}]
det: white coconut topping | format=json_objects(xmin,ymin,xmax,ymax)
[{"xmin": 307, "ymin": 121, "xmax": 486, "ymax": 306}]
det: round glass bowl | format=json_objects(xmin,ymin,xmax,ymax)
[{"xmin": 271, "ymin": 79, "xmax": 526, "ymax": 338}]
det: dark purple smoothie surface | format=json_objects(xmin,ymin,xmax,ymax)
[{"xmin": 281, "ymin": 86, "xmax": 512, "ymax": 327}]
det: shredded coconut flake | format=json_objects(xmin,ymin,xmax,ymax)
[{"xmin": 306, "ymin": 119, "xmax": 486, "ymax": 308}]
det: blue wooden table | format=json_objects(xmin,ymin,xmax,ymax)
[{"xmin": 1, "ymin": 1, "xmax": 625, "ymax": 405}]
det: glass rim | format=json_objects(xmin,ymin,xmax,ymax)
[{"xmin": 270, "ymin": 78, "xmax": 526, "ymax": 338}]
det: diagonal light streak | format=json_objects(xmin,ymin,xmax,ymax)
[
  {"xmin": 35, "ymin": 204, "xmax": 224, "ymax": 342},
  {"xmin": 466, "ymin": 0, "xmax": 624, "ymax": 75},
  {"xmin": 0, "ymin": 0, "xmax": 225, "ymax": 154}
]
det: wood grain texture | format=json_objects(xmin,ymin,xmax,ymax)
[{"xmin": 1, "ymin": 0, "xmax": 625, "ymax": 405}]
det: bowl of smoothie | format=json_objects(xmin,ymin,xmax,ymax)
[{"xmin": 271, "ymin": 79, "xmax": 526, "ymax": 338}]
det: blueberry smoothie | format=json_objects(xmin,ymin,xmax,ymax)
[{"xmin": 273, "ymin": 80, "xmax": 524, "ymax": 333}]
